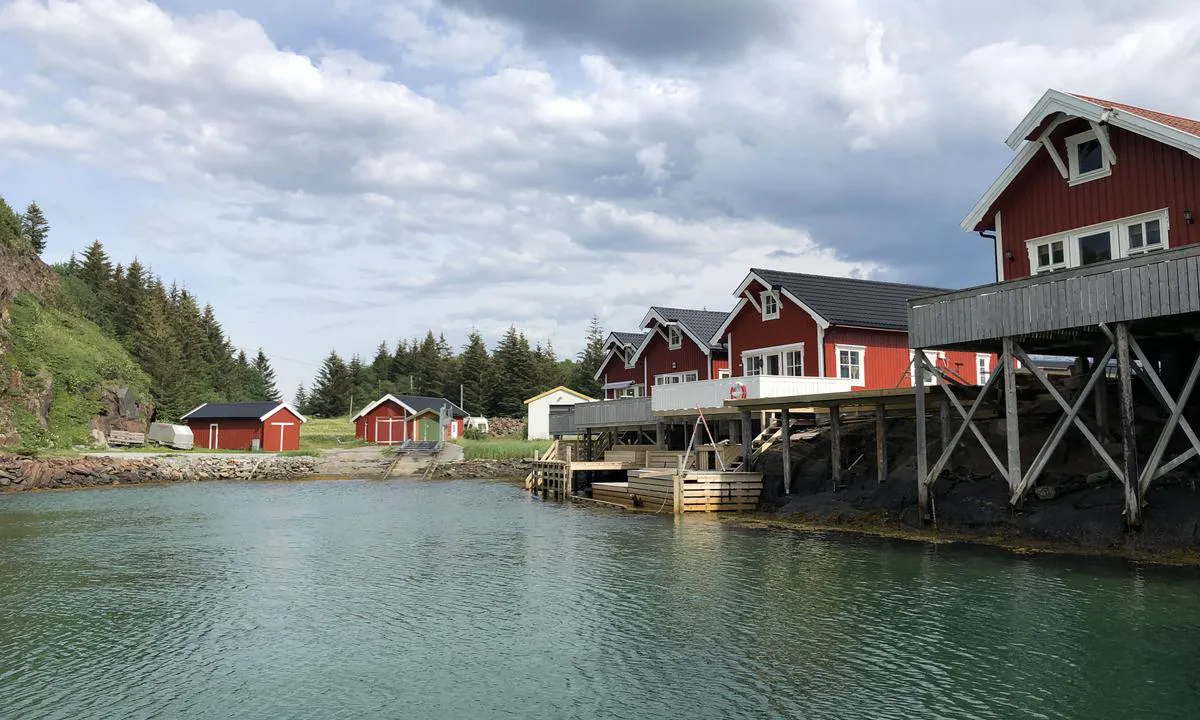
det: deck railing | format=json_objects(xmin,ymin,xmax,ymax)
[
  {"xmin": 573, "ymin": 396, "xmax": 655, "ymax": 428},
  {"xmin": 651, "ymin": 375, "xmax": 858, "ymax": 413}
]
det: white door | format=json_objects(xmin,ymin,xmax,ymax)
[{"xmin": 208, "ymin": 423, "xmax": 219, "ymax": 449}]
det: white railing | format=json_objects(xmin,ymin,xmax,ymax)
[{"xmin": 651, "ymin": 375, "xmax": 858, "ymax": 413}]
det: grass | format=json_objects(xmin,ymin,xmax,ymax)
[
  {"xmin": 453, "ymin": 438, "xmax": 551, "ymax": 460},
  {"xmin": 2, "ymin": 294, "xmax": 151, "ymax": 453},
  {"xmin": 299, "ymin": 416, "xmax": 364, "ymax": 451}
]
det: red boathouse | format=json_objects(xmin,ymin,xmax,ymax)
[
  {"xmin": 352, "ymin": 394, "xmax": 468, "ymax": 444},
  {"xmin": 181, "ymin": 401, "xmax": 307, "ymax": 452}
]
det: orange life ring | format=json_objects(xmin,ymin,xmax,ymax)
[{"xmin": 729, "ymin": 382, "xmax": 748, "ymax": 400}]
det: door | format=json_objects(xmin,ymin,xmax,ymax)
[
  {"xmin": 208, "ymin": 423, "xmax": 219, "ymax": 449},
  {"xmin": 270, "ymin": 422, "xmax": 293, "ymax": 452},
  {"xmin": 419, "ymin": 416, "xmax": 439, "ymax": 441}
]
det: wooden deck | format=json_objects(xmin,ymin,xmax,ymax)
[{"xmin": 590, "ymin": 472, "xmax": 764, "ymax": 513}]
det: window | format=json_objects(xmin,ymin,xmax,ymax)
[
  {"xmin": 623, "ymin": 348, "xmax": 636, "ymax": 369},
  {"xmin": 1067, "ymin": 129, "xmax": 1111, "ymax": 185},
  {"xmin": 1026, "ymin": 209, "xmax": 1169, "ymax": 273},
  {"xmin": 619, "ymin": 384, "xmax": 643, "ymax": 398},
  {"xmin": 655, "ymin": 371, "xmax": 699, "ymax": 385},
  {"xmin": 742, "ymin": 344, "xmax": 804, "ymax": 377},
  {"xmin": 667, "ymin": 326, "xmax": 682, "ymax": 350},
  {"xmin": 976, "ymin": 354, "xmax": 992, "ymax": 385},
  {"xmin": 761, "ymin": 292, "xmax": 780, "ymax": 320},
  {"xmin": 836, "ymin": 346, "xmax": 864, "ymax": 385},
  {"xmin": 717, "ymin": 368, "xmax": 731, "ymax": 379},
  {"xmin": 1126, "ymin": 217, "xmax": 1164, "ymax": 255},
  {"xmin": 910, "ymin": 350, "xmax": 941, "ymax": 386}
]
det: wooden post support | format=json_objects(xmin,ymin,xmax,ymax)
[
  {"xmin": 830, "ymin": 404, "xmax": 842, "ymax": 491},
  {"xmin": 585, "ymin": 431, "xmax": 594, "ymax": 462},
  {"xmin": 1092, "ymin": 344, "xmax": 1110, "ymax": 435},
  {"xmin": 656, "ymin": 422, "xmax": 667, "ymax": 450},
  {"xmin": 875, "ymin": 402, "xmax": 887, "ymax": 484},
  {"xmin": 674, "ymin": 454, "xmax": 685, "ymax": 514},
  {"xmin": 915, "ymin": 356, "xmax": 929, "ymax": 520},
  {"xmin": 740, "ymin": 410, "xmax": 753, "ymax": 470},
  {"xmin": 563, "ymin": 444, "xmax": 573, "ymax": 499},
  {"xmin": 1115, "ymin": 323, "xmax": 1142, "ymax": 527},
  {"xmin": 781, "ymin": 408, "xmax": 793, "ymax": 495},
  {"xmin": 939, "ymin": 396, "xmax": 951, "ymax": 451},
  {"xmin": 1002, "ymin": 337, "xmax": 1021, "ymax": 492}
]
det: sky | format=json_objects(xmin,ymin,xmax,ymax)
[{"xmin": 3, "ymin": 0, "xmax": 1200, "ymax": 396}]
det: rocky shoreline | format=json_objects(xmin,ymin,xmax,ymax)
[
  {"xmin": 425, "ymin": 458, "xmax": 530, "ymax": 480},
  {"xmin": 0, "ymin": 454, "xmax": 318, "ymax": 491}
]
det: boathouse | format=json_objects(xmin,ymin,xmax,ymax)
[
  {"xmin": 595, "ymin": 332, "xmax": 648, "ymax": 399},
  {"xmin": 181, "ymin": 401, "xmax": 306, "ymax": 452},
  {"xmin": 909, "ymin": 89, "xmax": 1200, "ymax": 527},
  {"xmin": 352, "ymin": 394, "xmax": 468, "ymax": 444},
  {"xmin": 524, "ymin": 386, "xmax": 594, "ymax": 440}
]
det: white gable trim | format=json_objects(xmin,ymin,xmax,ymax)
[
  {"xmin": 964, "ymin": 89, "xmax": 1200, "ymax": 232},
  {"xmin": 351, "ymin": 394, "xmax": 417, "ymax": 421},
  {"xmin": 731, "ymin": 270, "xmax": 831, "ymax": 330},
  {"xmin": 631, "ymin": 309, "xmax": 713, "ymax": 364},
  {"xmin": 709, "ymin": 297, "xmax": 749, "ymax": 345},
  {"xmin": 180, "ymin": 403, "xmax": 208, "ymax": 421},
  {"xmin": 593, "ymin": 348, "xmax": 624, "ymax": 381},
  {"xmin": 261, "ymin": 402, "xmax": 308, "ymax": 424}
]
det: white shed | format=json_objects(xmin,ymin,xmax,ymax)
[{"xmin": 523, "ymin": 386, "xmax": 594, "ymax": 440}]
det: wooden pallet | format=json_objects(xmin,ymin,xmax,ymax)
[{"xmin": 108, "ymin": 430, "xmax": 146, "ymax": 447}]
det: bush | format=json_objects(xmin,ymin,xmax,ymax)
[{"xmin": 463, "ymin": 425, "xmax": 488, "ymax": 441}]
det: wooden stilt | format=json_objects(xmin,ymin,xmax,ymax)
[
  {"xmin": 656, "ymin": 421, "xmax": 667, "ymax": 450},
  {"xmin": 781, "ymin": 408, "xmax": 792, "ymax": 495},
  {"xmin": 562, "ymin": 444, "xmax": 573, "ymax": 498},
  {"xmin": 1002, "ymin": 337, "xmax": 1021, "ymax": 493},
  {"xmin": 915, "ymin": 356, "xmax": 929, "ymax": 520},
  {"xmin": 939, "ymin": 396, "xmax": 951, "ymax": 451},
  {"xmin": 830, "ymin": 404, "xmax": 842, "ymax": 490},
  {"xmin": 740, "ymin": 410, "xmax": 753, "ymax": 470},
  {"xmin": 1115, "ymin": 323, "xmax": 1142, "ymax": 527},
  {"xmin": 1140, "ymin": 351, "xmax": 1200, "ymax": 493},
  {"xmin": 1093, "ymin": 344, "xmax": 1110, "ymax": 435},
  {"xmin": 875, "ymin": 402, "xmax": 887, "ymax": 484}
]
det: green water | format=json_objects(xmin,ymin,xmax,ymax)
[{"xmin": 1, "ymin": 480, "xmax": 1199, "ymax": 719}]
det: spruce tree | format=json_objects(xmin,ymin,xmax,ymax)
[
  {"xmin": 458, "ymin": 329, "xmax": 493, "ymax": 417},
  {"xmin": 491, "ymin": 327, "xmax": 536, "ymax": 417},
  {"xmin": 0, "ymin": 195, "xmax": 24, "ymax": 250},
  {"xmin": 370, "ymin": 342, "xmax": 391, "ymax": 396},
  {"xmin": 294, "ymin": 384, "xmax": 309, "ymax": 414},
  {"xmin": 309, "ymin": 350, "xmax": 351, "ymax": 417},
  {"xmin": 251, "ymin": 349, "xmax": 281, "ymax": 402},
  {"xmin": 573, "ymin": 315, "xmax": 606, "ymax": 397},
  {"xmin": 21, "ymin": 201, "xmax": 49, "ymax": 254},
  {"xmin": 113, "ymin": 258, "xmax": 147, "ymax": 344}
]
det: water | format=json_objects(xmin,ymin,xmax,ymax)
[{"xmin": 1, "ymin": 480, "xmax": 1199, "ymax": 719}]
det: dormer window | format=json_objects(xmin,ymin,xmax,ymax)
[
  {"xmin": 761, "ymin": 291, "xmax": 779, "ymax": 320},
  {"xmin": 623, "ymin": 348, "xmax": 636, "ymax": 369},
  {"xmin": 1067, "ymin": 129, "xmax": 1111, "ymax": 185},
  {"xmin": 667, "ymin": 326, "xmax": 682, "ymax": 349}
]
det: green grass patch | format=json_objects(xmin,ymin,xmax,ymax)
[
  {"xmin": 453, "ymin": 438, "xmax": 551, "ymax": 460},
  {"xmin": 279, "ymin": 449, "xmax": 321, "ymax": 457},
  {"xmin": 300, "ymin": 416, "xmax": 364, "ymax": 450},
  {"xmin": 3, "ymin": 294, "xmax": 150, "ymax": 451}
]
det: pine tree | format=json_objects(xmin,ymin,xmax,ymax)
[
  {"xmin": 458, "ymin": 329, "xmax": 493, "ymax": 417},
  {"xmin": 370, "ymin": 342, "xmax": 391, "ymax": 397},
  {"xmin": 573, "ymin": 315, "xmax": 606, "ymax": 397},
  {"xmin": 491, "ymin": 326, "xmax": 536, "ymax": 417},
  {"xmin": 78, "ymin": 240, "xmax": 114, "ymax": 293},
  {"xmin": 294, "ymin": 384, "xmax": 309, "ymax": 414},
  {"xmin": 0, "ymin": 195, "xmax": 24, "ymax": 250},
  {"xmin": 20, "ymin": 201, "xmax": 49, "ymax": 255},
  {"xmin": 113, "ymin": 258, "xmax": 147, "ymax": 345},
  {"xmin": 390, "ymin": 339, "xmax": 414, "ymax": 393},
  {"xmin": 251, "ymin": 349, "xmax": 280, "ymax": 402},
  {"xmin": 309, "ymin": 350, "xmax": 351, "ymax": 417}
]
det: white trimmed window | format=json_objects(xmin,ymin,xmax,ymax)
[
  {"xmin": 910, "ymin": 350, "xmax": 943, "ymax": 386},
  {"xmin": 623, "ymin": 348, "xmax": 636, "ymax": 369},
  {"xmin": 619, "ymin": 384, "xmax": 644, "ymax": 398},
  {"xmin": 1026, "ymin": 209, "xmax": 1169, "ymax": 274},
  {"xmin": 836, "ymin": 345, "xmax": 864, "ymax": 385},
  {"xmin": 976, "ymin": 354, "xmax": 992, "ymax": 385},
  {"xmin": 743, "ymin": 343, "xmax": 804, "ymax": 377},
  {"xmin": 761, "ymin": 291, "xmax": 780, "ymax": 320},
  {"xmin": 1067, "ymin": 129, "xmax": 1111, "ymax": 185},
  {"xmin": 655, "ymin": 371, "xmax": 699, "ymax": 385},
  {"xmin": 667, "ymin": 326, "xmax": 682, "ymax": 350}
]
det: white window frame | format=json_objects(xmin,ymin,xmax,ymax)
[
  {"xmin": 619, "ymin": 384, "xmax": 643, "ymax": 398},
  {"xmin": 1025, "ymin": 209, "xmax": 1170, "ymax": 274},
  {"xmin": 1066, "ymin": 128, "xmax": 1111, "ymax": 186},
  {"xmin": 976, "ymin": 354, "xmax": 992, "ymax": 386},
  {"xmin": 742, "ymin": 342, "xmax": 805, "ymax": 378},
  {"xmin": 835, "ymin": 344, "xmax": 865, "ymax": 386},
  {"xmin": 910, "ymin": 350, "xmax": 944, "ymax": 386},
  {"xmin": 667, "ymin": 326, "xmax": 682, "ymax": 350},
  {"xmin": 761, "ymin": 291, "xmax": 780, "ymax": 321},
  {"xmin": 623, "ymin": 348, "xmax": 636, "ymax": 369},
  {"xmin": 654, "ymin": 371, "xmax": 699, "ymax": 386}
]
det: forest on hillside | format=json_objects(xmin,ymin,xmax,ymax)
[
  {"xmin": 299, "ymin": 320, "xmax": 608, "ymax": 419},
  {"xmin": 1, "ymin": 193, "xmax": 280, "ymax": 423}
]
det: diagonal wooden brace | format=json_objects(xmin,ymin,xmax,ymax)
[
  {"xmin": 1139, "ymin": 351, "xmax": 1200, "ymax": 494},
  {"xmin": 920, "ymin": 355, "xmax": 1008, "ymax": 482},
  {"xmin": 1013, "ymin": 344, "xmax": 1124, "ymax": 480},
  {"xmin": 1010, "ymin": 343, "xmax": 1115, "ymax": 506}
]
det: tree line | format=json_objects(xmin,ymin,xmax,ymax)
[
  {"xmin": 57, "ymin": 240, "xmax": 280, "ymax": 421},
  {"xmin": 299, "ymin": 318, "xmax": 608, "ymax": 419},
  {"xmin": 0, "ymin": 196, "xmax": 49, "ymax": 254}
]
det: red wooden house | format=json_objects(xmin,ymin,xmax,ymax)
[
  {"xmin": 181, "ymin": 401, "xmax": 306, "ymax": 452},
  {"xmin": 352, "ymin": 394, "xmax": 468, "ymax": 444},
  {"xmin": 710, "ymin": 269, "xmax": 991, "ymax": 390},
  {"xmin": 595, "ymin": 331, "xmax": 648, "ymax": 399},
  {"xmin": 963, "ymin": 89, "xmax": 1200, "ymax": 281},
  {"xmin": 629, "ymin": 307, "xmax": 729, "ymax": 393}
]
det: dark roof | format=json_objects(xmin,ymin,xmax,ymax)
[
  {"xmin": 750, "ymin": 268, "xmax": 950, "ymax": 332},
  {"xmin": 183, "ymin": 401, "xmax": 283, "ymax": 420},
  {"xmin": 392, "ymin": 395, "xmax": 468, "ymax": 418},
  {"xmin": 649, "ymin": 307, "xmax": 728, "ymax": 349},
  {"xmin": 611, "ymin": 331, "xmax": 646, "ymax": 348}
]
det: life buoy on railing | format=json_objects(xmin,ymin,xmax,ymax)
[{"xmin": 729, "ymin": 382, "xmax": 748, "ymax": 400}]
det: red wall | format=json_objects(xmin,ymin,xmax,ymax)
[
  {"xmin": 189, "ymin": 419, "xmax": 262, "ymax": 452},
  {"xmin": 990, "ymin": 121, "xmax": 1200, "ymax": 279},
  {"xmin": 354, "ymin": 399, "xmax": 465, "ymax": 443},
  {"xmin": 641, "ymin": 324, "xmax": 718, "ymax": 390},
  {"xmin": 722, "ymin": 281, "xmax": 820, "ymax": 376},
  {"xmin": 261, "ymin": 407, "xmax": 303, "ymax": 452},
  {"xmin": 822, "ymin": 328, "xmax": 987, "ymax": 390},
  {"xmin": 597, "ymin": 351, "xmax": 643, "ymax": 399}
]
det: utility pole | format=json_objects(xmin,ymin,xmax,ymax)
[
  {"xmin": 348, "ymin": 393, "xmax": 354, "ymax": 419},
  {"xmin": 460, "ymin": 384, "xmax": 465, "ymax": 414}
]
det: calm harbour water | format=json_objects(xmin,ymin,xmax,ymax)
[{"xmin": 2, "ymin": 479, "xmax": 1199, "ymax": 719}]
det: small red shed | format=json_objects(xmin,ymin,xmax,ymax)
[
  {"xmin": 181, "ymin": 401, "xmax": 307, "ymax": 452},
  {"xmin": 352, "ymin": 394, "xmax": 468, "ymax": 445}
]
